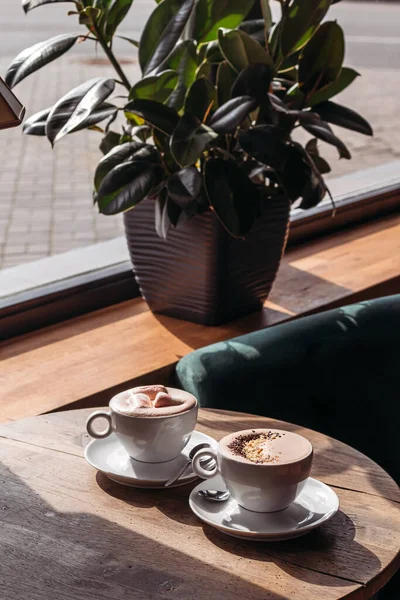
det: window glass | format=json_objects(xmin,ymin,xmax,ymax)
[
  {"xmin": 1, "ymin": 0, "xmax": 398, "ymax": 281},
  {"xmin": 0, "ymin": 0, "xmax": 153, "ymax": 275}
]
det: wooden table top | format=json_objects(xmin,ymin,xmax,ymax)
[{"xmin": 0, "ymin": 408, "xmax": 399, "ymax": 600}]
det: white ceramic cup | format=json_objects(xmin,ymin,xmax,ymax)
[
  {"xmin": 192, "ymin": 428, "xmax": 313, "ymax": 512},
  {"xmin": 86, "ymin": 388, "xmax": 198, "ymax": 463}
]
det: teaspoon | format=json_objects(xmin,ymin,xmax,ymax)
[
  {"xmin": 164, "ymin": 442, "xmax": 213, "ymax": 487},
  {"xmin": 197, "ymin": 489, "xmax": 230, "ymax": 502}
]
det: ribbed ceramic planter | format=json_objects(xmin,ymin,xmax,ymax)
[{"xmin": 124, "ymin": 196, "xmax": 290, "ymax": 325}]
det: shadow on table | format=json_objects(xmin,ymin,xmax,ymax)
[
  {"xmin": 1, "ymin": 461, "xmax": 289, "ymax": 600},
  {"xmin": 95, "ymin": 471, "xmax": 386, "ymax": 595},
  {"xmin": 153, "ymin": 265, "xmax": 353, "ymax": 350},
  {"xmin": 203, "ymin": 509, "xmax": 381, "ymax": 589},
  {"xmin": 95, "ymin": 471, "xmax": 203, "ymax": 527}
]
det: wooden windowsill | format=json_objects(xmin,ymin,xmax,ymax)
[{"xmin": 2, "ymin": 212, "xmax": 400, "ymax": 423}]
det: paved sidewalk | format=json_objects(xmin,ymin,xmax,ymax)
[
  {"xmin": 1, "ymin": 0, "xmax": 400, "ymax": 270},
  {"xmin": 0, "ymin": 55, "xmax": 139, "ymax": 269}
]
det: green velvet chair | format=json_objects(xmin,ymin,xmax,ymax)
[
  {"xmin": 175, "ymin": 294, "xmax": 400, "ymax": 598},
  {"xmin": 176, "ymin": 294, "xmax": 400, "ymax": 484}
]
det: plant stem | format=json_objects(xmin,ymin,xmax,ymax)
[
  {"xmin": 93, "ymin": 25, "xmax": 132, "ymax": 91},
  {"xmin": 101, "ymin": 40, "xmax": 132, "ymax": 91}
]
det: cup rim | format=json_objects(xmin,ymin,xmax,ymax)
[
  {"xmin": 109, "ymin": 395, "xmax": 198, "ymax": 420},
  {"xmin": 218, "ymin": 428, "xmax": 313, "ymax": 467}
]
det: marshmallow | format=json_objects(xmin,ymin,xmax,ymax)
[
  {"xmin": 153, "ymin": 392, "xmax": 182, "ymax": 408},
  {"xmin": 132, "ymin": 393, "xmax": 152, "ymax": 408},
  {"xmin": 133, "ymin": 385, "xmax": 168, "ymax": 400}
]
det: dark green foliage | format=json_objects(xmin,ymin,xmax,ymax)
[
  {"xmin": 209, "ymin": 96, "xmax": 257, "ymax": 134},
  {"xmin": 14, "ymin": 0, "xmax": 371, "ymax": 237},
  {"xmin": 205, "ymin": 158, "xmax": 260, "ymax": 237}
]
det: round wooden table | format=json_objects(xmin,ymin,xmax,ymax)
[{"xmin": 0, "ymin": 408, "xmax": 398, "ymax": 600}]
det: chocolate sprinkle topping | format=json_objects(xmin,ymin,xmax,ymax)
[{"xmin": 227, "ymin": 431, "xmax": 283, "ymax": 464}]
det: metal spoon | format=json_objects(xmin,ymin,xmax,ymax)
[
  {"xmin": 164, "ymin": 443, "xmax": 213, "ymax": 487},
  {"xmin": 197, "ymin": 489, "xmax": 230, "ymax": 502}
]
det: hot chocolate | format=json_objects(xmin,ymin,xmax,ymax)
[
  {"xmin": 221, "ymin": 429, "xmax": 312, "ymax": 465},
  {"xmin": 110, "ymin": 385, "xmax": 196, "ymax": 418},
  {"xmin": 192, "ymin": 428, "xmax": 313, "ymax": 512}
]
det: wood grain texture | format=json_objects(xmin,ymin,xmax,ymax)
[
  {"xmin": 2, "ymin": 213, "xmax": 400, "ymax": 422},
  {"xmin": 0, "ymin": 408, "xmax": 398, "ymax": 600}
]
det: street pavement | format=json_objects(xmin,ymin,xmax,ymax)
[{"xmin": 0, "ymin": 0, "xmax": 399, "ymax": 269}]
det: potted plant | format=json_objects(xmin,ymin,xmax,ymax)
[{"xmin": 7, "ymin": 0, "xmax": 372, "ymax": 325}]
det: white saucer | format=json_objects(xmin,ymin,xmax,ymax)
[
  {"xmin": 189, "ymin": 476, "xmax": 339, "ymax": 541},
  {"xmin": 85, "ymin": 430, "xmax": 217, "ymax": 489}
]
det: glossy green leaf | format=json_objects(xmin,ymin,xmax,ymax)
[
  {"xmin": 216, "ymin": 61, "xmax": 237, "ymax": 106},
  {"xmin": 153, "ymin": 128, "xmax": 180, "ymax": 173},
  {"xmin": 299, "ymin": 174, "xmax": 326, "ymax": 209},
  {"xmin": 303, "ymin": 122, "xmax": 351, "ymax": 159},
  {"xmin": 162, "ymin": 40, "xmax": 199, "ymax": 110},
  {"xmin": 238, "ymin": 19, "xmax": 266, "ymax": 47},
  {"xmin": 79, "ymin": 6, "xmax": 101, "ymax": 27},
  {"xmin": 129, "ymin": 70, "xmax": 178, "ymax": 103},
  {"xmin": 311, "ymin": 155, "xmax": 331, "ymax": 175},
  {"xmin": 204, "ymin": 158, "xmax": 259, "ymax": 237},
  {"xmin": 139, "ymin": 0, "xmax": 195, "ymax": 75},
  {"xmin": 299, "ymin": 22, "xmax": 344, "ymax": 96},
  {"xmin": 269, "ymin": 21, "xmax": 281, "ymax": 63},
  {"xmin": 170, "ymin": 114, "xmax": 218, "ymax": 167},
  {"xmin": 83, "ymin": 103, "xmax": 117, "ymax": 128},
  {"xmin": 100, "ymin": 131, "xmax": 121, "ymax": 155},
  {"xmin": 97, "ymin": 160, "xmax": 163, "ymax": 215},
  {"xmin": 196, "ymin": 61, "xmax": 213, "ymax": 80},
  {"xmin": 124, "ymin": 98, "xmax": 180, "ymax": 135},
  {"xmin": 117, "ymin": 35, "xmax": 139, "ymax": 47},
  {"xmin": 103, "ymin": 106, "xmax": 119, "ymax": 133},
  {"xmin": 191, "ymin": 0, "xmax": 255, "ymax": 43},
  {"xmin": 306, "ymin": 138, "xmax": 331, "ymax": 174},
  {"xmin": 184, "ymin": 78, "xmax": 216, "ymax": 121},
  {"xmin": 218, "ymin": 29, "xmax": 273, "ymax": 73},
  {"xmin": 94, "ymin": 141, "xmax": 145, "ymax": 191},
  {"xmin": 131, "ymin": 125, "xmax": 151, "ymax": 142},
  {"xmin": 307, "ymin": 67, "xmax": 359, "ymax": 106},
  {"xmin": 312, "ymin": 100, "xmax": 372, "ymax": 136},
  {"xmin": 277, "ymin": 142, "xmax": 325, "ymax": 207},
  {"xmin": 22, "ymin": 0, "xmax": 74, "ymax": 13},
  {"xmin": 238, "ymin": 125, "xmax": 288, "ymax": 169},
  {"xmin": 209, "ymin": 96, "xmax": 256, "ymax": 134},
  {"xmin": 167, "ymin": 196, "xmax": 183, "ymax": 227},
  {"xmin": 155, "ymin": 189, "xmax": 171, "ymax": 239},
  {"xmin": 39, "ymin": 106, "xmax": 114, "ymax": 141},
  {"xmin": 278, "ymin": 49, "xmax": 301, "ymax": 74},
  {"xmin": 260, "ymin": 0, "xmax": 272, "ymax": 36},
  {"xmin": 204, "ymin": 40, "xmax": 224, "ymax": 63},
  {"xmin": 231, "ymin": 63, "xmax": 273, "ymax": 102},
  {"xmin": 46, "ymin": 78, "xmax": 111, "ymax": 145},
  {"xmin": 22, "ymin": 107, "xmax": 51, "ymax": 136},
  {"xmin": 267, "ymin": 94, "xmax": 322, "ymax": 126},
  {"xmin": 167, "ymin": 166, "xmax": 202, "ymax": 208},
  {"xmin": 298, "ymin": 157, "xmax": 327, "ymax": 208},
  {"xmin": 5, "ymin": 34, "xmax": 78, "ymax": 88},
  {"xmin": 277, "ymin": 145, "xmax": 310, "ymax": 202},
  {"xmin": 103, "ymin": 0, "xmax": 134, "ymax": 41},
  {"xmin": 279, "ymin": 0, "xmax": 331, "ymax": 57},
  {"xmin": 53, "ymin": 78, "xmax": 115, "ymax": 143}
]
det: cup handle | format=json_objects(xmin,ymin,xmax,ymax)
[
  {"xmin": 86, "ymin": 410, "xmax": 112, "ymax": 439},
  {"xmin": 192, "ymin": 447, "xmax": 219, "ymax": 479}
]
